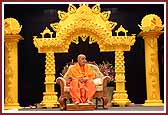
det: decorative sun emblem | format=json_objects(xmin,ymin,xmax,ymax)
[
  {"xmin": 4, "ymin": 18, "xmax": 22, "ymax": 35},
  {"xmin": 138, "ymin": 14, "xmax": 163, "ymax": 32}
]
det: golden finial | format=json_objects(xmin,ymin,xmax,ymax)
[
  {"xmin": 40, "ymin": 27, "xmax": 53, "ymax": 38},
  {"xmin": 115, "ymin": 25, "xmax": 128, "ymax": 36},
  {"xmin": 4, "ymin": 18, "xmax": 22, "ymax": 35},
  {"xmin": 138, "ymin": 14, "xmax": 163, "ymax": 32}
]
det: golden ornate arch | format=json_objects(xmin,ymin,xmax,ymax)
[{"xmin": 33, "ymin": 4, "xmax": 135, "ymax": 53}]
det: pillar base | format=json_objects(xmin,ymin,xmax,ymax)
[
  {"xmin": 4, "ymin": 103, "xmax": 22, "ymax": 110},
  {"xmin": 41, "ymin": 92, "xmax": 60, "ymax": 108},
  {"xmin": 143, "ymin": 100, "xmax": 164, "ymax": 106},
  {"xmin": 40, "ymin": 103, "xmax": 59, "ymax": 108},
  {"xmin": 111, "ymin": 91, "xmax": 131, "ymax": 106},
  {"xmin": 111, "ymin": 99, "xmax": 131, "ymax": 107}
]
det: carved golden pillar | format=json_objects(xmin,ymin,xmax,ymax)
[
  {"xmin": 4, "ymin": 18, "xmax": 22, "ymax": 110},
  {"xmin": 33, "ymin": 28, "xmax": 60, "ymax": 108},
  {"xmin": 111, "ymin": 51, "xmax": 131, "ymax": 106},
  {"xmin": 40, "ymin": 52, "xmax": 59, "ymax": 108},
  {"xmin": 140, "ymin": 32, "xmax": 163, "ymax": 106},
  {"xmin": 109, "ymin": 25, "xmax": 135, "ymax": 107},
  {"xmin": 139, "ymin": 14, "xmax": 164, "ymax": 106},
  {"xmin": 5, "ymin": 35, "xmax": 22, "ymax": 110}
]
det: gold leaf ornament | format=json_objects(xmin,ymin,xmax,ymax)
[
  {"xmin": 50, "ymin": 23, "xmax": 59, "ymax": 32},
  {"xmin": 101, "ymin": 11, "xmax": 111, "ymax": 21},
  {"xmin": 92, "ymin": 4, "xmax": 101, "ymax": 14},
  {"xmin": 68, "ymin": 4, "xmax": 77, "ymax": 14},
  {"xmin": 108, "ymin": 21, "xmax": 117, "ymax": 31},
  {"xmin": 58, "ymin": 10, "xmax": 68, "ymax": 21}
]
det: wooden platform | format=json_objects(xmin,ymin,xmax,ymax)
[
  {"xmin": 66, "ymin": 103, "xmax": 96, "ymax": 111},
  {"xmin": 19, "ymin": 104, "xmax": 164, "ymax": 112}
]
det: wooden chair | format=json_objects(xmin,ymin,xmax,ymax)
[{"xmin": 56, "ymin": 63, "xmax": 110, "ymax": 110}]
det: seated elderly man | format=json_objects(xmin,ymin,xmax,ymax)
[{"xmin": 66, "ymin": 54, "xmax": 96, "ymax": 105}]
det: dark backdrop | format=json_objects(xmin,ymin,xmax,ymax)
[{"xmin": 4, "ymin": 4, "xmax": 164, "ymax": 106}]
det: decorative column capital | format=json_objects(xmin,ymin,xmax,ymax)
[
  {"xmin": 139, "ymin": 31, "xmax": 163, "ymax": 39},
  {"xmin": 4, "ymin": 35, "xmax": 23, "ymax": 43}
]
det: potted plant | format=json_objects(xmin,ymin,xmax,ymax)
[{"xmin": 98, "ymin": 61, "xmax": 115, "ymax": 105}]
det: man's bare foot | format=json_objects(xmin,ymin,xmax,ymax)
[
  {"xmin": 87, "ymin": 100, "xmax": 94, "ymax": 105},
  {"xmin": 74, "ymin": 101, "xmax": 79, "ymax": 105}
]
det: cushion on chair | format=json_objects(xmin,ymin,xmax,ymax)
[
  {"xmin": 87, "ymin": 64, "xmax": 104, "ymax": 78},
  {"xmin": 64, "ymin": 85, "xmax": 103, "ymax": 92},
  {"xmin": 93, "ymin": 78, "xmax": 102, "ymax": 85}
]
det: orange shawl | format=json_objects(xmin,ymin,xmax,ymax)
[{"xmin": 67, "ymin": 63, "xmax": 96, "ymax": 79}]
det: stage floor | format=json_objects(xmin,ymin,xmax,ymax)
[{"xmin": 18, "ymin": 104, "xmax": 164, "ymax": 112}]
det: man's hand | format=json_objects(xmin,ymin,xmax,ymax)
[
  {"xmin": 79, "ymin": 77, "xmax": 89, "ymax": 83},
  {"xmin": 79, "ymin": 78, "xmax": 84, "ymax": 83}
]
